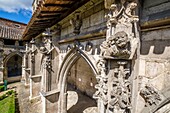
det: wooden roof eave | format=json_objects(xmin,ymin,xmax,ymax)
[{"xmin": 22, "ymin": 0, "xmax": 90, "ymax": 41}]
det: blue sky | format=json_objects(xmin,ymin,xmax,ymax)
[{"xmin": 0, "ymin": 0, "xmax": 33, "ymax": 24}]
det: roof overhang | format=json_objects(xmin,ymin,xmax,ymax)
[{"xmin": 22, "ymin": 0, "xmax": 90, "ymax": 40}]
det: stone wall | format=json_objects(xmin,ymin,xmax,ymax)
[
  {"xmin": 68, "ymin": 57, "xmax": 97, "ymax": 97},
  {"xmin": 137, "ymin": 28, "xmax": 170, "ymax": 112},
  {"xmin": 23, "ymin": 0, "xmax": 170, "ymax": 113}
]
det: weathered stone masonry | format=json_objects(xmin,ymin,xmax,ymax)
[{"xmin": 22, "ymin": 0, "xmax": 170, "ymax": 113}]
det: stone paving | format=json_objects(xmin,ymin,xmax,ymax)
[
  {"xmin": 67, "ymin": 85, "xmax": 98, "ymax": 113},
  {"xmin": 6, "ymin": 82, "xmax": 98, "ymax": 113}
]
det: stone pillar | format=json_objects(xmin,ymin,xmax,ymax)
[
  {"xmin": 94, "ymin": 0, "xmax": 139, "ymax": 113},
  {"xmin": 29, "ymin": 38, "xmax": 35, "ymax": 99},
  {"xmin": 22, "ymin": 43, "xmax": 28, "ymax": 83}
]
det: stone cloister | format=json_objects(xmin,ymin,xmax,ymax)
[{"xmin": 21, "ymin": 0, "xmax": 170, "ymax": 113}]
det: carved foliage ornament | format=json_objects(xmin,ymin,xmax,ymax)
[
  {"xmin": 108, "ymin": 61, "xmax": 131, "ymax": 112},
  {"xmin": 94, "ymin": 59, "xmax": 108, "ymax": 105}
]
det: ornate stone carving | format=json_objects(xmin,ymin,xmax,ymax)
[
  {"xmin": 95, "ymin": 1, "xmax": 139, "ymax": 113},
  {"xmin": 101, "ymin": 1, "xmax": 139, "ymax": 59},
  {"xmin": 108, "ymin": 61, "xmax": 131, "ymax": 112},
  {"xmin": 70, "ymin": 12, "xmax": 82, "ymax": 35},
  {"xmin": 140, "ymin": 85, "xmax": 162, "ymax": 106},
  {"xmin": 44, "ymin": 55, "xmax": 51, "ymax": 69},
  {"xmin": 100, "ymin": 31, "xmax": 130, "ymax": 58},
  {"xmin": 93, "ymin": 58, "xmax": 108, "ymax": 105}
]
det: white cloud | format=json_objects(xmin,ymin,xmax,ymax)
[{"xmin": 0, "ymin": 0, "xmax": 33, "ymax": 13}]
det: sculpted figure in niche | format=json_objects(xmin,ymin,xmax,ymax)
[
  {"xmin": 70, "ymin": 12, "xmax": 82, "ymax": 35},
  {"xmin": 100, "ymin": 31, "xmax": 130, "ymax": 58},
  {"xmin": 106, "ymin": 4, "xmax": 119, "ymax": 24}
]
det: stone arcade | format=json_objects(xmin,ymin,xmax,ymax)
[
  {"xmin": 22, "ymin": 0, "xmax": 170, "ymax": 113},
  {"xmin": 0, "ymin": 18, "xmax": 26, "ymax": 83}
]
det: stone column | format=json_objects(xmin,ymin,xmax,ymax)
[
  {"xmin": 29, "ymin": 39, "xmax": 35, "ymax": 99},
  {"xmin": 22, "ymin": 43, "xmax": 28, "ymax": 83}
]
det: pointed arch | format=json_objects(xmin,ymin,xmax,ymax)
[
  {"xmin": 3, "ymin": 52, "xmax": 23, "ymax": 81},
  {"xmin": 4, "ymin": 52, "xmax": 22, "ymax": 67},
  {"xmin": 57, "ymin": 47, "xmax": 99, "ymax": 113}
]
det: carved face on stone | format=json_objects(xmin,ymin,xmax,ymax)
[{"xmin": 114, "ymin": 31, "xmax": 128, "ymax": 48}]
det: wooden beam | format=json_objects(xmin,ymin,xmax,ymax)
[
  {"xmin": 36, "ymin": 16, "xmax": 59, "ymax": 19},
  {"xmin": 44, "ymin": 4, "xmax": 71, "ymax": 8},
  {"xmin": 40, "ymin": 11, "xmax": 65, "ymax": 14}
]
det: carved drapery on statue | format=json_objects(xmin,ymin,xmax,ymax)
[
  {"xmin": 94, "ymin": 0, "xmax": 139, "ymax": 113},
  {"xmin": 41, "ymin": 28, "xmax": 53, "ymax": 92}
]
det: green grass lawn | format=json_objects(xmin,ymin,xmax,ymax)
[{"xmin": 0, "ymin": 91, "xmax": 15, "ymax": 113}]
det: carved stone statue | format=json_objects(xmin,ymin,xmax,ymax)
[
  {"xmin": 70, "ymin": 12, "xmax": 82, "ymax": 35},
  {"xmin": 100, "ymin": 31, "xmax": 130, "ymax": 58},
  {"xmin": 140, "ymin": 85, "xmax": 162, "ymax": 106}
]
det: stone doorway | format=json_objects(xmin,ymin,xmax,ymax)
[
  {"xmin": 6, "ymin": 54, "xmax": 22, "ymax": 78},
  {"xmin": 66, "ymin": 57, "xmax": 98, "ymax": 113}
]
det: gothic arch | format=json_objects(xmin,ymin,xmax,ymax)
[
  {"xmin": 4, "ymin": 52, "xmax": 22, "ymax": 67},
  {"xmin": 57, "ymin": 47, "xmax": 99, "ymax": 113},
  {"xmin": 3, "ymin": 52, "xmax": 23, "ymax": 80}
]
